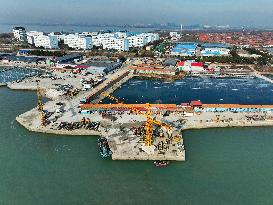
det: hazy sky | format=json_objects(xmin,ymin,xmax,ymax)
[{"xmin": 0, "ymin": 0, "xmax": 272, "ymax": 27}]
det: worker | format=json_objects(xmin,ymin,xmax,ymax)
[{"xmin": 81, "ymin": 117, "xmax": 86, "ymax": 124}]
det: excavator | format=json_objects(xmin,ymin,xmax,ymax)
[{"xmin": 101, "ymin": 92, "xmax": 181, "ymax": 147}]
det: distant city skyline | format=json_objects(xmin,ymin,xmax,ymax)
[{"xmin": 0, "ymin": 0, "xmax": 273, "ymax": 28}]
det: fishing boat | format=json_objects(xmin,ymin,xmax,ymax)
[
  {"xmin": 98, "ymin": 137, "xmax": 112, "ymax": 158},
  {"xmin": 153, "ymin": 160, "xmax": 170, "ymax": 167}
]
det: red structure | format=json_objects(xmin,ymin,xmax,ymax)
[{"xmin": 190, "ymin": 101, "xmax": 203, "ymax": 108}]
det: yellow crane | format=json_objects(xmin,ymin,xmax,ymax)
[
  {"xmin": 36, "ymin": 80, "xmax": 46, "ymax": 126},
  {"xmin": 101, "ymin": 92, "xmax": 173, "ymax": 146}
]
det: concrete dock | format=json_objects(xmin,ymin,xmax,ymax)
[{"xmin": 102, "ymin": 125, "xmax": 185, "ymax": 161}]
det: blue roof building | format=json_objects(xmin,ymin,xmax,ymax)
[
  {"xmin": 171, "ymin": 43, "xmax": 197, "ymax": 56},
  {"xmin": 56, "ymin": 54, "xmax": 83, "ymax": 64}
]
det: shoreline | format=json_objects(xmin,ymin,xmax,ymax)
[
  {"xmin": 8, "ymin": 67, "xmax": 273, "ymax": 136},
  {"xmin": 182, "ymin": 121, "xmax": 273, "ymax": 131},
  {"xmin": 2, "ymin": 64, "xmax": 272, "ymax": 161},
  {"xmin": 16, "ymin": 115, "xmax": 273, "ymax": 136},
  {"xmin": 16, "ymin": 113, "xmax": 100, "ymax": 136}
]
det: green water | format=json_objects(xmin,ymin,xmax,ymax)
[{"xmin": 1, "ymin": 87, "xmax": 273, "ymax": 205}]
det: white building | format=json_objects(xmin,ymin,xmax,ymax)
[
  {"xmin": 81, "ymin": 32, "xmax": 99, "ymax": 36},
  {"xmin": 102, "ymin": 37, "xmax": 129, "ymax": 51},
  {"xmin": 13, "ymin": 27, "xmax": 27, "ymax": 42},
  {"xmin": 201, "ymin": 48, "xmax": 230, "ymax": 56},
  {"xmin": 128, "ymin": 35, "xmax": 147, "ymax": 48},
  {"xmin": 33, "ymin": 35, "xmax": 59, "ymax": 49},
  {"xmin": 144, "ymin": 33, "xmax": 160, "ymax": 43},
  {"xmin": 49, "ymin": 32, "xmax": 66, "ymax": 42},
  {"xmin": 26, "ymin": 31, "xmax": 44, "ymax": 45},
  {"xmin": 114, "ymin": 32, "xmax": 129, "ymax": 39},
  {"xmin": 128, "ymin": 33, "xmax": 159, "ymax": 47},
  {"xmin": 170, "ymin": 32, "xmax": 181, "ymax": 38},
  {"xmin": 64, "ymin": 34, "xmax": 93, "ymax": 50},
  {"xmin": 90, "ymin": 32, "xmax": 159, "ymax": 51},
  {"xmin": 91, "ymin": 33, "xmax": 129, "ymax": 51},
  {"xmin": 170, "ymin": 32, "xmax": 181, "ymax": 41},
  {"xmin": 92, "ymin": 33, "xmax": 116, "ymax": 47}
]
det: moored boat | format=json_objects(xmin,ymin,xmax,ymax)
[
  {"xmin": 153, "ymin": 160, "xmax": 170, "ymax": 167},
  {"xmin": 98, "ymin": 137, "xmax": 112, "ymax": 158}
]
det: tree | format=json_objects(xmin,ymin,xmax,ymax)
[{"xmin": 118, "ymin": 56, "xmax": 127, "ymax": 63}]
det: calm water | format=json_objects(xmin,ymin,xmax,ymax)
[
  {"xmin": 0, "ymin": 67, "xmax": 40, "ymax": 84},
  {"xmin": 1, "ymin": 77, "xmax": 273, "ymax": 204},
  {"xmin": 0, "ymin": 23, "xmax": 157, "ymax": 33},
  {"xmin": 104, "ymin": 77, "xmax": 273, "ymax": 104}
]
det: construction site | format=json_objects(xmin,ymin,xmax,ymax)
[
  {"xmin": 13, "ymin": 62, "xmax": 187, "ymax": 162},
  {"xmin": 17, "ymin": 79, "xmax": 186, "ymax": 161},
  {"xmin": 10, "ymin": 58, "xmax": 273, "ymax": 163}
]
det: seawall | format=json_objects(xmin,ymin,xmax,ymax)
[
  {"xmin": 16, "ymin": 115, "xmax": 100, "ymax": 136},
  {"xmin": 182, "ymin": 120, "xmax": 273, "ymax": 131}
]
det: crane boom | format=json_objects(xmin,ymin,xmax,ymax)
[
  {"xmin": 101, "ymin": 92, "xmax": 173, "ymax": 146},
  {"xmin": 36, "ymin": 80, "xmax": 46, "ymax": 126}
]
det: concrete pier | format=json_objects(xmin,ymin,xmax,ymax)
[
  {"xmin": 253, "ymin": 72, "xmax": 273, "ymax": 84},
  {"xmin": 102, "ymin": 125, "xmax": 185, "ymax": 161},
  {"xmin": 92, "ymin": 71, "xmax": 134, "ymax": 104}
]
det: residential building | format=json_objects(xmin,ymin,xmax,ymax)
[
  {"xmin": 49, "ymin": 32, "xmax": 66, "ymax": 42},
  {"xmin": 27, "ymin": 31, "xmax": 44, "ymax": 45},
  {"xmin": 144, "ymin": 33, "xmax": 160, "ymax": 43},
  {"xmin": 33, "ymin": 35, "xmax": 59, "ymax": 49},
  {"xmin": 64, "ymin": 34, "xmax": 93, "ymax": 50},
  {"xmin": 13, "ymin": 27, "xmax": 27, "ymax": 42},
  {"xmin": 114, "ymin": 32, "xmax": 129, "ymax": 39},
  {"xmin": 81, "ymin": 32, "xmax": 99, "ymax": 36},
  {"xmin": 170, "ymin": 32, "xmax": 181, "ymax": 38},
  {"xmin": 170, "ymin": 32, "xmax": 182, "ymax": 41},
  {"xmin": 102, "ymin": 37, "xmax": 129, "ymax": 51},
  {"xmin": 91, "ymin": 32, "xmax": 159, "ymax": 51},
  {"xmin": 128, "ymin": 33, "xmax": 159, "ymax": 47},
  {"xmin": 92, "ymin": 33, "xmax": 116, "ymax": 47},
  {"xmin": 128, "ymin": 35, "xmax": 147, "ymax": 48}
]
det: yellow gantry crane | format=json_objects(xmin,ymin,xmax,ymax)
[
  {"xmin": 101, "ymin": 92, "xmax": 173, "ymax": 146},
  {"xmin": 36, "ymin": 80, "xmax": 46, "ymax": 126}
]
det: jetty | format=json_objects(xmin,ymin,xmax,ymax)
[{"xmin": 253, "ymin": 72, "xmax": 273, "ymax": 84}]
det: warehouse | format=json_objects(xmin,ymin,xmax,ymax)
[
  {"xmin": 56, "ymin": 54, "xmax": 83, "ymax": 64},
  {"xmin": 171, "ymin": 43, "xmax": 197, "ymax": 56}
]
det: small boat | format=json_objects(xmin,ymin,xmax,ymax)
[
  {"xmin": 153, "ymin": 160, "xmax": 170, "ymax": 167},
  {"xmin": 98, "ymin": 137, "xmax": 112, "ymax": 158}
]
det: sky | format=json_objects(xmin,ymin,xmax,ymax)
[{"xmin": 0, "ymin": 0, "xmax": 272, "ymax": 28}]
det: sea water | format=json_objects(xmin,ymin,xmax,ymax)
[
  {"xmin": 104, "ymin": 77, "xmax": 273, "ymax": 105},
  {"xmin": 1, "ymin": 76, "xmax": 273, "ymax": 204}
]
